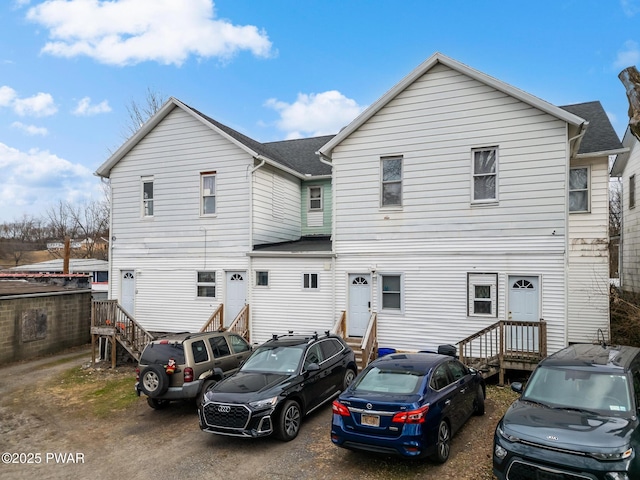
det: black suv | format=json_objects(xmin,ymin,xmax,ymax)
[
  {"xmin": 493, "ymin": 343, "xmax": 640, "ymax": 480},
  {"xmin": 135, "ymin": 331, "xmax": 252, "ymax": 409},
  {"xmin": 198, "ymin": 332, "xmax": 357, "ymax": 441}
]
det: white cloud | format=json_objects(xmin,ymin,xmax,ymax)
[
  {"xmin": 621, "ymin": 0, "xmax": 640, "ymax": 16},
  {"xmin": 614, "ymin": 40, "xmax": 640, "ymax": 68},
  {"xmin": 11, "ymin": 121, "xmax": 48, "ymax": 136},
  {"xmin": 0, "ymin": 142, "xmax": 98, "ymax": 220},
  {"xmin": 73, "ymin": 97, "xmax": 112, "ymax": 116},
  {"xmin": 26, "ymin": 0, "xmax": 274, "ymax": 66},
  {"xmin": 265, "ymin": 90, "xmax": 366, "ymax": 139},
  {"xmin": 13, "ymin": 92, "xmax": 57, "ymax": 117},
  {"xmin": 0, "ymin": 86, "xmax": 17, "ymax": 107}
]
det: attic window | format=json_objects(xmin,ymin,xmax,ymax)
[
  {"xmin": 381, "ymin": 156, "xmax": 402, "ymax": 207},
  {"xmin": 630, "ymin": 174, "xmax": 636, "ymax": 209},
  {"xmin": 472, "ymin": 147, "xmax": 498, "ymax": 203},
  {"xmin": 141, "ymin": 176, "xmax": 154, "ymax": 217},
  {"xmin": 569, "ymin": 167, "xmax": 589, "ymax": 212},
  {"xmin": 201, "ymin": 172, "xmax": 216, "ymax": 215},
  {"xmin": 308, "ymin": 186, "xmax": 323, "ymax": 211}
]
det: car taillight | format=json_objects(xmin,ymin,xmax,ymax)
[
  {"xmin": 135, "ymin": 367, "xmax": 140, "ymax": 381},
  {"xmin": 332, "ymin": 400, "xmax": 350, "ymax": 417},
  {"xmin": 184, "ymin": 367, "xmax": 194, "ymax": 383},
  {"xmin": 392, "ymin": 405, "xmax": 429, "ymax": 424}
]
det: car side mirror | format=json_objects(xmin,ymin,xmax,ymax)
[
  {"xmin": 511, "ymin": 382, "xmax": 523, "ymax": 394},
  {"xmin": 305, "ymin": 363, "xmax": 320, "ymax": 373}
]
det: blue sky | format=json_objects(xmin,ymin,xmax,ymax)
[{"xmin": 1, "ymin": 0, "xmax": 639, "ymax": 223}]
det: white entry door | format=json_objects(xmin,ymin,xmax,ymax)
[
  {"xmin": 121, "ymin": 270, "xmax": 136, "ymax": 316},
  {"xmin": 507, "ymin": 276, "xmax": 540, "ymax": 351},
  {"xmin": 348, "ymin": 274, "xmax": 371, "ymax": 337},
  {"xmin": 225, "ymin": 271, "xmax": 246, "ymax": 327}
]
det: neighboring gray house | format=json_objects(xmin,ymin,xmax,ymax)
[
  {"xmin": 611, "ymin": 128, "xmax": 640, "ymax": 292},
  {"xmin": 96, "ymin": 52, "xmax": 622, "ymax": 355}
]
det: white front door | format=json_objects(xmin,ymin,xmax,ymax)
[
  {"xmin": 348, "ymin": 274, "xmax": 371, "ymax": 337},
  {"xmin": 508, "ymin": 276, "xmax": 540, "ymax": 351},
  {"xmin": 225, "ymin": 271, "xmax": 246, "ymax": 327},
  {"xmin": 121, "ymin": 270, "xmax": 135, "ymax": 316}
]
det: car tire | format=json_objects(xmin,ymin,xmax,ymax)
[
  {"xmin": 275, "ymin": 400, "xmax": 301, "ymax": 441},
  {"xmin": 342, "ymin": 368, "xmax": 356, "ymax": 391},
  {"xmin": 473, "ymin": 384, "xmax": 485, "ymax": 416},
  {"xmin": 147, "ymin": 397, "xmax": 169, "ymax": 410},
  {"xmin": 139, "ymin": 364, "xmax": 169, "ymax": 398},
  {"xmin": 197, "ymin": 379, "xmax": 217, "ymax": 408},
  {"xmin": 431, "ymin": 420, "xmax": 451, "ymax": 464}
]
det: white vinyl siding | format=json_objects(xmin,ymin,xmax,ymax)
[{"xmin": 621, "ymin": 135, "xmax": 640, "ymax": 292}]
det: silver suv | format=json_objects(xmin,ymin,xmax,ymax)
[{"xmin": 135, "ymin": 331, "xmax": 252, "ymax": 409}]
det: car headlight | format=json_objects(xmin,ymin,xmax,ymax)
[
  {"xmin": 591, "ymin": 448, "xmax": 633, "ymax": 461},
  {"xmin": 249, "ymin": 396, "xmax": 278, "ymax": 410},
  {"xmin": 497, "ymin": 424, "xmax": 520, "ymax": 443}
]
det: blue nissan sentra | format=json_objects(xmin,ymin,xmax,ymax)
[{"xmin": 331, "ymin": 352, "xmax": 485, "ymax": 462}]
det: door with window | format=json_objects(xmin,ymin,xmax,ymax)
[
  {"xmin": 507, "ymin": 276, "xmax": 540, "ymax": 352},
  {"xmin": 225, "ymin": 271, "xmax": 246, "ymax": 327},
  {"xmin": 121, "ymin": 270, "xmax": 136, "ymax": 316},
  {"xmin": 348, "ymin": 274, "xmax": 371, "ymax": 337}
]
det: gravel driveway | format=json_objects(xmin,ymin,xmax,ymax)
[{"xmin": 0, "ymin": 346, "xmax": 511, "ymax": 479}]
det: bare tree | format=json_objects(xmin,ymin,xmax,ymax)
[
  {"xmin": 0, "ymin": 215, "xmax": 42, "ymax": 266},
  {"xmin": 122, "ymin": 87, "xmax": 168, "ymax": 139}
]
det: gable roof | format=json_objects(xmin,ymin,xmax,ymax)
[
  {"xmin": 95, "ymin": 97, "xmax": 332, "ymax": 179},
  {"xmin": 611, "ymin": 126, "xmax": 637, "ymax": 176},
  {"xmin": 318, "ymin": 52, "xmax": 588, "ymax": 158},
  {"xmin": 560, "ymin": 101, "xmax": 624, "ymax": 156}
]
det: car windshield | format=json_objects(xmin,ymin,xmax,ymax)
[
  {"xmin": 523, "ymin": 366, "xmax": 633, "ymax": 415},
  {"xmin": 351, "ymin": 366, "xmax": 425, "ymax": 395},
  {"xmin": 240, "ymin": 345, "xmax": 304, "ymax": 373}
]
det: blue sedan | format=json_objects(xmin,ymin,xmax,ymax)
[{"xmin": 331, "ymin": 352, "xmax": 485, "ymax": 462}]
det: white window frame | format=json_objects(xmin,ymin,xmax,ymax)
[
  {"xmin": 302, "ymin": 273, "xmax": 319, "ymax": 290},
  {"xmin": 468, "ymin": 273, "xmax": 498, "ymax": 317},
  {"xmin": 630, "ymin": 174, "xmax": 636, "ymax": 209},
  {"xmin": 141, "ymin": 176, "xmax": 154, "ymax": 217},
  {"xmin": 381, "ymin": 156, "xmax": 403, "ymax": 208},
  {"xmin": 308, "ymin": 186, "xmax": 323, "ymax": 211},
  {"xmin": 201, "ymin": 172, "xmax": 216, "ymax": 216},
  {"xmin": 471, "ymin": 147, "xmax": 498, "ymax": 204},
  {"xmin": 569, "ymin": 166, "xmax": 590, "ymax": 213},
  {"xmin": 196, "ymin": 271, "xmax": 216, "ymax": 298},
  {"xmin": 255, "ymin": 270, "xmax": 269, "ymax": 287},
  {"xmin": 379, "ymin": 273, "xmax": 403, "ymax": 312}
]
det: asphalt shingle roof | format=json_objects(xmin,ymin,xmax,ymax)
[{"xmin": 560, "ymin": 101, "xmax": 623, "ymax": 154}]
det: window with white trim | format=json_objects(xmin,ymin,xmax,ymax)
[
  {"xmin": 468, "ymin": 273, "xmax": 497, "ymax": 317},
  {"xmin": 569, "ymin": 167, "xmax": 589, "ymax": 212},
  {"xmin": 201, "ymin": 172, "xmax": 216, "ymax": 215},
  {"xmin": 381, "ymin": 156, "xmax": 402, "ymax": 207},
  {"xmin": 308, "ymin": 186, "xmax": 323, "ymax": 211},
  {"xmin": 472, "ymin": 147, "xmax": 498, "ymax": 202},
  {"xmin": 141, "ymin": 177, "xmax": 154, "ymax": 217},
  {"xmin": 630, "ymin": 174, "xmax": 636, "ymax": 209},
  {"xmin": 381, "ymin": 274, "xmax": 402, "ymax": 310},
  {"xmin": 303, "ymin": 273, "xmax": 319, "ymax": 289},
  {"xmin": 197, "ymin": 271, "xmax": 216, "ymax": 298},
  {"xmin": 256, "ymin": 271, "xmax": 269, "ymax": 287}
]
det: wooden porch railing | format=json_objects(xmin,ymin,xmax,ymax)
[
  {"xmin": 360, "ymin": 312, "xmax": 378, "ymax": 368},
  {"xmin": 91, "ymin": 300, "xmax": 155, "ymax": 367},
  {"xmin": 200, "ymin": 304, "xmax": 224, "ymax": 333},
  {"xmin": 226, "ymin": 304, "xmax": 249, "ymax": 341},
  {"xmin": 330, "ymin": 310, "xmax": 347, "ymax": 338},
  {"xmin": 458, "ymin": 319, "xmax": 547, "ymax": 384}
]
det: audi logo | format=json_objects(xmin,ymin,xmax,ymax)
[{"xmin": 217, "ymin": 405, "xmax": 231, "ymax": 413}]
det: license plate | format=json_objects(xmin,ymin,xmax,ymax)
[{"xmin": 361, "ymin": 413, "xmax": 380, "ymax": 427}]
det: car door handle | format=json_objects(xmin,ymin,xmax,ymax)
[
  {"xmin": 444, "ymin": 399, "xmax": 451, "ymax": 406},
  {"xmin": 460, "ymin": 388, "xmax": 467, "ymax": 394}
]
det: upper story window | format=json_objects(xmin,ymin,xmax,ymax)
[
  {"xmin": 141, "ymin": 177, "xmax": 154, "ymax": 217},
  {"xmin": 381, "ymin": 156, "xmax": 402, "ymax": 207},
  {"xmin": 569, "ymin": 167, "xmax": 589, "ymax": 212},
  {"xmin": 201, "ymin": 172, "xmax": 216, "ymax": 215},
  {"xmin": 308, "ymin": 186, "xmax": 323, "ymax": 211},
  {"xmin": 196, "ymin": 271, "xmax": 216, "ymax": 298},
  {"xmin": 472, "ymin": 147, "xmax": 498, "ymax": 203},
  {"xmin": 630, "ymin": 174, "xmax": 636, "ymax": 209}
]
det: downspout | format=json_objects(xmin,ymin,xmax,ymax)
[
  {"xmin": 247, "ymin": 157, "xmax": 266, "ymax": 341},
  {"xmin": 564, "ymin": 122, "xmax": 588, "ymax": 344},
  {"xmin": 100, "ymin": 175, "xmax": 114, "ymax": 300},
  {"xmin": 317, "ymin": 150, "xmax": 338, "ymax": 328}
]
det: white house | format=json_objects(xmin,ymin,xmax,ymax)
[
  {"xmin": 318, "ymin": 53, "xmax": 622, "ymax": 354},
  {"xmin": 96, "ymin": 53, "xmax": 622, "ymax": 356},
  {"xmin": 611, "ymin": 128, "xmax": 640, "ymax": 292}
]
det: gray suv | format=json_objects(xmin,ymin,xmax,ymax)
[{"xmin": 135, "ymin": 331, "xmax": 252, "ymax": 409}]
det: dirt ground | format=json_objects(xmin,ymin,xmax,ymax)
[{"xmin": 0, "ymin": 345, "xmax": 516, "ymax": 479}]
